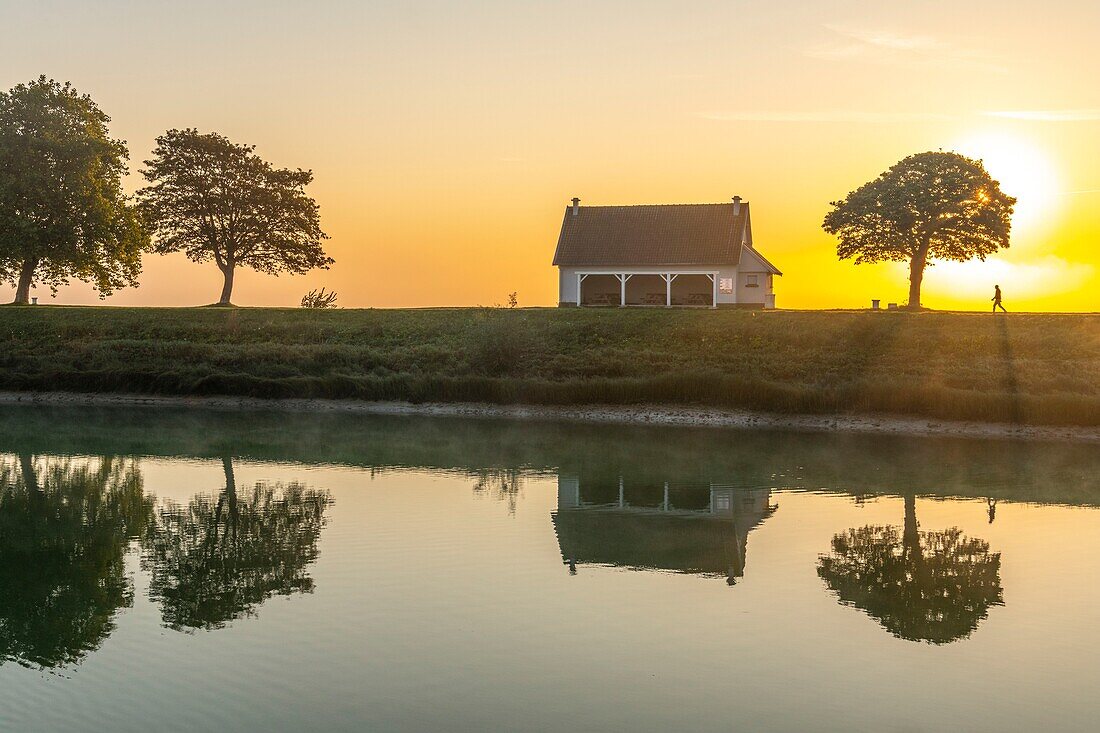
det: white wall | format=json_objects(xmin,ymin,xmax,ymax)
[
  {"xmin": 736, "ymin": 271, "xmax": 769, "ymax": 305},
  {"xmin": 736, "ymin": 248, "xmax": 777, "ymax": 308}
]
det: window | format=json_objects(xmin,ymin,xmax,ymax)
[
  {"xmin": 746, "ymin": 274, "xmax": 759, "ymax": 288},
  {"xmin": 718, "ymin": 277, "xmax": 734, "ymax": 294}
]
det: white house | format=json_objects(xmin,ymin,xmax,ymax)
[{"xmin": 553, "ymin": 196, "xmax": 781, "ymax": 308}]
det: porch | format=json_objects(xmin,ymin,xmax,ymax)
[{"xmin": 577, "ymin": 272, "xmax": 717, "ymax": 308}]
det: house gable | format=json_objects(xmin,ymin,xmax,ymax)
[{"xmin": 738, "ymin": 244, "xmax": 782, "ymax": 276}]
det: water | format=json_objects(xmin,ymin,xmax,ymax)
[{"xmin": 1, "ymin": 405, "xmax": 1099, "ymax": 732}]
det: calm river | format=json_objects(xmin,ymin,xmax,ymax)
[{"xmin": 1, "ymin": 405, "xmax": 1098, "ymax": 732}]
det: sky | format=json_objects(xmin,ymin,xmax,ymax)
[{"xmin": 2, "ymin": 0, "xmax": 1098, "ymax": 310}]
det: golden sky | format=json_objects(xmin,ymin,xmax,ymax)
[{"xmin": 3, "ymin": 1, "xmax": 1098, "ymax": 310}]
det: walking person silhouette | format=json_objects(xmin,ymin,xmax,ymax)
[{"xmin": 992, "ymin": 284, "xmax": 1007, "ymax": 313}]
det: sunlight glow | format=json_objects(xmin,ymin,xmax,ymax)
[
  {"xmin": 951, "ymin": 132, "xmax": 1061, "ymax": 235},
  {"xmin": 923, "ymin": 256, "xmax": 1094, "ymax": 305}
]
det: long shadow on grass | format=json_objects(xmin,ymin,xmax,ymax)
[{"xmin": 995, "ymin": 317, "xmax": 1022, "ymax": 423}]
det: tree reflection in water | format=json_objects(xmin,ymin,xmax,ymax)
[
  {"xmin": 472, "ymin": 469, "xmax": 524, "ymax": 515},
  {"xmin": 817, "ymin": 494, "xmax": 1003, "ymax": 644},
  {"xmin": 0, "ymin": 455, "xmax": 152, "ymax": 668},
  {"xmin": 143, "ymin": 457, "xmax": 330, "ymax": 631}
]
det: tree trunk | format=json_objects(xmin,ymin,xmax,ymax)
[
  {"xmin": 19, "ymin": 453, "xmax": 39, "ymax": 494},
  {"xmin": 222, "ymin": 455, "xmax": 239, "ymax": 545},
  {"xmin": 12, "ymin": 258, "xmax": 37, "ymax": 305},
  {"xmin": 218, "ymin": 265, "xmax": 235, "ymax": 306},
  {"xmin": 907, "ymin": 250, "xmax": 927, "ymax": 311},
  {"xmin": 903, "ymin": 493, "xmax": 922, "ymax": 564},
  {"xmin": 222, "ymin": 455, "xmax": 236, "ymax": 499}
]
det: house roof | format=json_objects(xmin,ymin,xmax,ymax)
[
  {"xmin": 552, "ymin": 202, "xmax": 750, "ymax": 267},
  {"xmin": 552, "ymin": 500, "xmax": 776, "ymax": 577}
]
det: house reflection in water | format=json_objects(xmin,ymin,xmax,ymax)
[{"xmin": 552, "ymin": 473, "xmax": 776, "ymax": 585}]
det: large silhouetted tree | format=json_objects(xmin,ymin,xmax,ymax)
[
  {"xmin": 817, "ymin": 494, "xmax": 1002, "ymax": 644},
  {"xmin": 143, "ymin": 456, "xmax": 329, "ymax": 630},
  {"xmin": 0, "ymin": 455, "xmax": 152, "ymax": 668},
  {"xmin": 137, "ymin": 129, "xmax": 331, "ymax": 306},
  {"xmin": 823, "ymin": 151, "xmax": 1015, "ymax": 310},
  {"xmin": 0, "ymin": 77, "xmax": 147, "ymax": 304}
]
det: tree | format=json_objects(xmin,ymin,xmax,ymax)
[
  {"xmin": 0, "ymin": 455, "xmax": 152, "ymax": 668},
  {"xmin": 822, "ymin": 151, "xmax": 1015, "ymax": 310},
  {"xmin": 0, "ymin": 76, "xmax": 147, "ymax": 304},
  {"xmin": 817, "ymin": 494, "xmax": 1003, "ymax": 644},
  {"xmin": 142, "ymin": 456, "xmax": 329, "ymax": 630},
  {"xmin": 138, "ymin": 129, "xmax": 332, "ymax": 305}
]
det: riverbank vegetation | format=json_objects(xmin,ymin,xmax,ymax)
[{"xmin": 1, "ymin": 307, "xmax": 1097, "ymax": 425}]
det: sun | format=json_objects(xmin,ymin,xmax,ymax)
[{"xmin": 951, "ymin": 132, "xmax": 1061, "ymax": 236}]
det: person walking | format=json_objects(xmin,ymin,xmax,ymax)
[{"xmin": 992, "ymin": 284, "xmax": 1007, "ymax": 313}]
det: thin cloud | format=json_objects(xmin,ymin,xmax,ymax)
[
  {"xmin": 984, "ymin": 109, "xmax": 1100, "ymax": 122},
  {"xmin": 807, "ymin": 24, "xmax": 1005, "ymax": 72},
  {"xmin": 700, "ymin": 110, "xmax": 952, "ymax": 123},
  {"xmin": 810, "ymin": 24, "xmax": 943, "ymax": 58}
]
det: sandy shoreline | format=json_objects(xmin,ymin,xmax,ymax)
[{"xmin": 1, "ymin": 390, "xmax": 1097, "ymax": 444}]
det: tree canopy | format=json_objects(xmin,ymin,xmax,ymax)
[
  {"xmin": 0, "ymin": 76, "xmax": 147, "ymax": 304},
  {"xmin": 822, "ymin": 151, "xmax": 1015, "ymax": 310},
  {"xmin": 0, "ymin": 456, "xmax": 152, "ymax": 668},
  {"xmin": 138, "ymin": 129, "xmax": 331, "ymax": 305},
  {"xmin": 142, "ymin": 457, "xmax": 329, "ymax": 630},
  {"xmin": 817, "ymin": 495, "xmax": 1003, "ymax": 644}
]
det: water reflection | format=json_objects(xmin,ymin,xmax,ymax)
[
  {"xmin": 0, "ymin": 451, "xmax": 329, "ymax": 669},
  {"xmin": 553, "ymin": 473, "xmax": 776, "ymax": 584},
  {"xmin": 818, "ymin": 494, "xmax": 1003, "ymax": 644},
  {"xmin": 143, "ymin": 457, "xmax": 330, "ymax": 631},
  {"xmin": 0, "ymin": 455, "xmax": 152, "ymax": 668},
  {"xmin": 1, "ymin": 406, "xmax": 1099, "ymax": 675},
  {"xmin": 472, "ymin": 468, "xmax": 524, "ymax": 515}
]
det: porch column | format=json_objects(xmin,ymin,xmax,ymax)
[
  {"xmin": 710, "ymin": 273, "xmax": 717, "ymax": 309},
  {"xmin": 576, "ymin": 273, "xmax": 584, "ymax": 306},
  {"xmin": 664, "ymin": 274, "xmax": 671, "ymax": 307},
  {"xmin": 620, "ymin": 274, "xmax": 627, "ymax": 307}
]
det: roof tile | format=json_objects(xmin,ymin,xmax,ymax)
[{"xmin": 553, "ymin": 203, "xmax": 748, "ymax": 267}]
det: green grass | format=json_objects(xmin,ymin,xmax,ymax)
[{"xmin": 2, "ymin": 306, "xmax": 1098, "ymax": 425}]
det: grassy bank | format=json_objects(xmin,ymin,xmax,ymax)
[{"xmin": 2, "ymin": 306, "xmax": 1098, "ymax": 425}]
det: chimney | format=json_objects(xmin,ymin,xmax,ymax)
[
  {"xmin": 732, "ymin": 195, "xmax": 742, "ymax": 215},
  {"xmin": 571, "ymin": 197, "xmax": 580, "ymax": 216}
]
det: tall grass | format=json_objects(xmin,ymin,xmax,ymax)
[{"xmin": 1, "ymin": 306, "xmax": 1098, "ymax": 425}]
